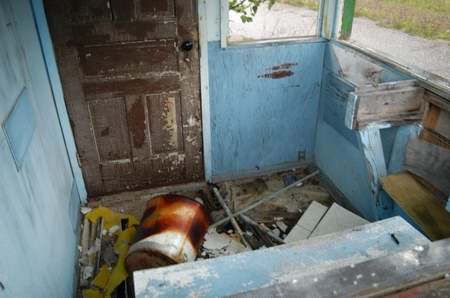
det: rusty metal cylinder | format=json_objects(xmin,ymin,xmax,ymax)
[{"xmin": 125, "ymin": 194, "xmax": 210, "ymax": 273}]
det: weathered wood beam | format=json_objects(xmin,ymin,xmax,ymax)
[
  {"xmin": 345, "ymin": 80, "xmax": 425, "ymax": 130},
  {"xmin": 235, "ymin": 237, "xmax": 450, "ymax": 297}
]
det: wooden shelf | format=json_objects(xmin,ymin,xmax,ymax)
[{"xmin": 381, "ymin": 172, "xmax": 450, "ymax": 240}]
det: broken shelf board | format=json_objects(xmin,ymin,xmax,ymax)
[
  {"xmin": 133, "ymin": 217, "xmax": 429, "ymax": 297},
  {"xmin": 308, "ymin": 203, "xmax": 369, "ymax": 239},
  {"xmin": 235, "ymin": 238, "xmax": 450, "ymax": 298},
  {"xmin": 381, "ymin": 172, "xmax": 450, "ymax": 240},
  {"xmin": 284, "ymin": 201, "xmax": 328, "ymax": 243},
  {"xmin": 345, "ymin": 80, "xmax": 425, "ymax": 130}
]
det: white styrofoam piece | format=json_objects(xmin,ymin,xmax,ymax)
[
  {"xmin": 285, "ymin": 201, "xmax": 328, "ymax": 243},
  {"xmin": 309, "ymin": 203, "xmax": 370, "ymax": 238}
]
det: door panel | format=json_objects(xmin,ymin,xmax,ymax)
[{"xmin": 44, "ymin": 0, "xmax": 203, "ymax": 195}]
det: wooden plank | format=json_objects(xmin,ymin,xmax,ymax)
[
  {"xmin": 32, "ymin": 0, "xmax": 87, "ymax": 202},
  {"xmin": 140, "ymin": 0, "xmax": 175, "ymax": 16},
  {"xmin": 79, "ymin": 40, "xmax": 178, "ymax": 76},
  {"xmin": 380, "ymin": 172, "xmax": 450, "ymax": 240},
  {"xmin": 358, "ymin": 129, "xmax": 387, "ymax": 198},
  {"xmin": 70, "ymin": 21, "xmax": 178, "ymax": 45},
  {"xmin": 420, "ymin": 128, "xmax": 450, "ymax": 150},
  {"xmin": 125, "ymin": 96, "xmax": 150, "ymax": 160},
  {"xmin": 83, "ymin": 75, "xmax": 181, "ymax": 99},
  {"xmin": 387, "ymin": 277, "xmax": 450, "ymax": 298},
  {"xmin": 235, "ymin": 238, "xmax": 450, "ymax": 298},
  {"xmin": 355, "ymin": 79, "xmax": 417, "ymax": 93},
  {"xmin": 434, "ymin": 109, "xmax": 450, "ymax": 140},
  {"xmin": 422, "ymin": 103, "xmax": 441, "ymax": 129},
  {"xmin": 345, "ymin": 81, "xmax": 425, "ymax": 130},
  {"xmin": 133, "ymin": 217, "xmax": 430, "ymax": 298},
  {"xmin": 88, "ymin": 98, "xmax": 131, "ymax": 162},
  {"xmin": 404, "ymin": 137, "xmax": 450, "ymax": 195},
  {"xmin": 424, "ymin": 90, "xmax": 450, "ymax": 112},
  {"xmin": 284, "ymin": 201, "xmax": 328, "ymax": 242},
  {"xmin": 147, "ymin": 92, "xmax": 183, "ymax": 154},
  {"xmin": 387, "ymin": 124, "xmax": 419, "ymax": 175},
  {"xmin": 309, "ymin": 203, "xmax": 369, "ymax": 238}
]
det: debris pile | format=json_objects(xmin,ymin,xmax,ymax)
[
  {"xmin": 77, "ymin": 168, "xmax": 370, "ymax": 296},
  {"xmin": 200, "ymin": 168, "xmax": 369, "ymax": 258},
  {"xmin": 78, "ymin": 207, "xmax": 138, "ymax": 298},
  {"xmin": 200, "ymin": 230, "xmax": 250, "ymax": 259}
]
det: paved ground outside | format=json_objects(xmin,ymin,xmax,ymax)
[{"xmin": 229, "ymin": 3, "xmax": 450, "ymax": 82}]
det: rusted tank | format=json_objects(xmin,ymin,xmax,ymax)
[{"xmin": 125, "ymin": 194, "xmax": 210, "ymax": 273}]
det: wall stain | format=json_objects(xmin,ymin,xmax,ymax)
[
  {"xmin": 271, "ymin": 63, "xmax": 298, "ymax": 71},
  {"xmin": 129, "ymin": 100, "xmax": 146, "ymax": 148},
  {"xmin": 100, "ymin": 126, "xmax": 109, "ymax": 137},
  {"xmin": 258, "ymin": 70, "xmax": 294, "ymax": 79}
]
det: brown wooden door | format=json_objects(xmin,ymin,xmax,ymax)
[{"xmin": 44, "ymin": 0, "xmax": 203, "ymax": 196}]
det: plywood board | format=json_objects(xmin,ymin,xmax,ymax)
[
  {"xmin": 309, "ymin": 203, "xmax": 369, "ymax": 238},
  {"xmin": 381, "ymin": 172, "xmax": 450, "ymax": 240}
]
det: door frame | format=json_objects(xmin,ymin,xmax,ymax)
[
  {"xmin": 198, "ymin": 1, "xmax": 212, "ymax": 181},
  {"xmin": 30, "ymin": 0, "xmax": 87, "ymax": 203}
]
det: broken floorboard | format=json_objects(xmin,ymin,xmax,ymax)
[{"xmin": 133, "ymin": 217, "xmax": 429, "ymax": 297}]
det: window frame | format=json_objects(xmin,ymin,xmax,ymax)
[
  {"xmin": 221, "ymin": 0, "xmax": 326, "ymax": 48},
  {"xmin": 332, "ymin": 0, "xmax": 450, "ymax": 99}
]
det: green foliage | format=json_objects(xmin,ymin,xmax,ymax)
[
  {"xmin": 229, "ymin": 0, "xmax": 277, "ymax": 23},
  {"xmin": 355, "ymin": 0, "xmax": 450, "ymax": 41},
  {"xmin": 283, "ymin": 0, "xmax": 449, "ymax": 40}
]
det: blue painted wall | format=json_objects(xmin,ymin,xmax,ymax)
[
  {"xmin": 314, "ymin": 42, "xmax": 414, "ymax": 221},
  {"xmin": 208, "ymin": 41, "xmax": 325, "ymax": 178},
  {"xmin": 0, "ymin": 0, "xmax": 79, "ymax": 296}
]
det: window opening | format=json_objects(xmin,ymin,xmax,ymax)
[
  {"xmin": 228, "ymin": 0, "xmax": 321, "ymax": 43},
  {"xmin": 345, "ymin": 0, "xmax": 450, "ymax": 83}
]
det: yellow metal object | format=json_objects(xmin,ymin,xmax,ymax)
[
  {"xmin": 85, "ymin": 207, "xmax": 139, "ymax": 230},
  {"xmin": 84, "ymin": 207, "xmax": 138, "ymax": 295},
  {"xmin": 92, "ymin": 265, "xmax": 110, "ymax": 289}
]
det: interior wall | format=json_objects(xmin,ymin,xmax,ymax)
[
  {"xmin": 204, "ymin": 1, "xmax": 326, "ymax": 179},
  {"xmin": 314, "ymin": 42, "xmax": 412, "ymax": 220},
  {"xmin": 0, "ymin": 0, "xmax": 79, "ymax": 296}
]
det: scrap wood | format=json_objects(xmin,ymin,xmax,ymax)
[
  {"xmin": 83, "ymin": 227, "xmax": 136, "ymax": 297},
  {"xmin": 209, "ymin": 170, "xmax": 320, "ymax": 229},
  {"xmin": 94, "ymin": 217, "xmax": 104, "ymax": 277},
  {"xmin": 247, "ymin": 222, "xmax": 274, "ymax": 248},
  {"xmin": 201, "ymin": 184, "xmax": 217, "ymax": 211},
  {"xmin": 245, "ymin": 210, "xmax": 298, "ymax": 225},
  {"xmin": 240, "ymin": 214, "xmax": 285, "ymax": 244},
  {"xmin": 213, "ymin": 187, "xmax": 252, "ymax": 249}
]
